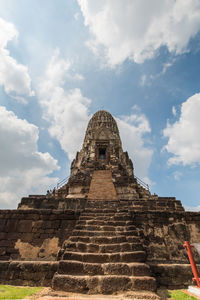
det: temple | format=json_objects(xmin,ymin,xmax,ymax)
[
  {"xmin": 0, "ymin": 110, "xmax": 200, "ymax": 299},
  {"xmin": 18, "ymin": 110, "xmax": 182, "ymax": 210}
]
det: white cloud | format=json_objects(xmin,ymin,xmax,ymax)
[
  {"xmin": 38, "ymin": 49, "xmax": 91, "ymax": 160},
  {"xmin": 173, "ymin": 171, "xmax": 182, "ymax": 181},
  {"xmin": 140, "ymin": 74, "xmax": 147, "ymax": 86},
  {"xmin": 78, "ymin": 0, "xmax": 200, "ymax": 66},
  {"xmin": 162, "ymin": 62, "xmax": 173, "ymax": 74},
  {"xmin": 184, "ymin": 205, "xmax": 200, "ymax": 212},
  {"xmin": 142, "ymin": 177, "xmax": 155, "ymax": 188},
  {"xmin": 172, "ymin": 106, "xmax": 177, "ymax": 116},
  {"xmin": 116, "ymin": 109, "xmax": 153, "ymax": 180},
  {"xmin": 163, "ymin": 93, "xmax": 200, "ymax": 166},
  {"xmin": 0, "ymin": 106, "xmax": 59, "ymax": 208},
  {"xmin": 0, "ymin": 17, "xmax": 34, "ymax": 100},
  {"xmin": 74, "ymin": 12, "xmax": 80, "ymax": 20},
  {"xmin": 72, "ymin": 73, "xmax": 84, "ymax": 81},
  {"xmin": 162, "ymin": 57, "xmax": 177, "ymax": 74}
]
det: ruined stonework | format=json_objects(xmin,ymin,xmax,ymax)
[
  {"xmin": 66, "ymin": 110, "xmax": 153, "ymax": 201},
  {"xmin": 1, "ymin": 110, "xmax": 200, "ymax": 297}
]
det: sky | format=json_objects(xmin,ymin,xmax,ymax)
[{"xmin": 0, "ymin": 0, "xmax": 200, "ymax": 210}]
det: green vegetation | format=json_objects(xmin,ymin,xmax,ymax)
[
  {"xmin": 0, "ymin": 285, "xmax": 42, "ymax": 299},
  {"xmin": 169, "ymin": 290, "xmax": 198, "ymax": 300}
]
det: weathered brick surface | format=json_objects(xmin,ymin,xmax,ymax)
[
  {"xmin": 150, "ymin": 263, "xmax": 200, "ymax": 289},
  {"xmin": 0, "ymin": 261, "xmax": 58, "ymax": 286},
  {"xmin": 0, "ymin": 209, "xmax": 79, "ymax": 261},
  {"xmin": 0, "ymin": 206, "xmax": 200, "ymax": 289},
  {"xmin": 88, "ymin": 170, "xmax": 117, "ymax": 200},
  {"xmin": 132, "ymin": 211, "xmax": 191, "ymax": 263},
  {"xmin": 18, "ymin": 196, "xmax": 87, "ymax": 210},
  {"xmin": 1, "ymin": 207, "xmax": 198, "ymax": 264}
]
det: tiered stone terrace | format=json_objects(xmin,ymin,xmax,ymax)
[
  {"xmin": 0, "ymin": 110, "xmax": 200, "ymax": 297},
  {"xmin": 53, "ymin": 198, "xmax": 157, "ymax": 296}
]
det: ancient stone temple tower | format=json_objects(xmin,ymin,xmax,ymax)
[
  {"xmin": 19, "ymin": 110, "xmax": 182, "ymax": 211},
  {"xmin": 1, "ymin": 110, "xmax": 200, "ymax": 299},
  {"xmin": 65, "ymin": 110, "xmax": 150, "ymax": 201}
]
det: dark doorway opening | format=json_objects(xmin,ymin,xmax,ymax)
[{"xmin": 99, "ymin": 148, "xmax": 106, "ymax": 160}]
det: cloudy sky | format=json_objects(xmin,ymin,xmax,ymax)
[{"xmin": 0, "ymin": 0, "xmax": 200, "ymax": 210}]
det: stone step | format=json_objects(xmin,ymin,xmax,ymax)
[
  {"xmin": 62, "ymin": 251, "xmax": 146, "ymax": 263},
  {"xmin": 58, "ymin": 260, "xmax": 151, "ymax": 276},
  {"xmin": 81, "ymin": 212, "xmax": 132, "ymax": 216},
  {"xmin": 52, "ymin": 274, "xmax": 156, "ymax": 293},
  {"xmin": 86, "ymin": 202, "xmax": 127, "ymax": 205},
  {"xmin": 81, "ymin": 213, "xmax": 116, "ymax": 217},
  {"xmin": 65, "ymin": 242, "xmax": 143, "ymax": 253},
  {"xmin": 79, "ymin": 215, "xmax": 132, "ymax": 221},
  {"xmin": 76, "ymin": 220, "xmax": 135, "ymax": 226},
  {"xmin": 88, "ymin": 170, "xmax": 117, "ymax": 201},
  {"xmin": 75, "ymin": 225, "xmax": 136, "ymax": 232},
  {"xmin": 84, "ymin": 209, "xmax": 117, "ymax": 214},
  {"xmin": 42, "ymin": 290, "xmax": 161, "ymax": 300},
  {"xmin": 114, "ymin": 215, "xmax": 132, "ymax": 221},
  {"xmin": 117, "ymin": 209, "xmax": 133, "ymax": 213},
  {"xmin": 126, "ymin": 236, "xmax": 142, "ymax": 243},
  {"xmin": 85, "ymin": 204, "xmax": 119, "ymax": 209},
  {"xmin": 85, "ymin": 207, "xmax": 133, "ymax": 212},
  {"xmin": 131, "ymin": 206, "xmax": 149, "ymax": 210},
  {"xmin": 69, "ymin": 235, "xmax": 140, "ymax": 244},
  {"xmin": 84, "ymin": 206, "xmax": 120, "ymax": 210},
  {"xmin": 85, "ymin": 203, "xmax": 135, "ymax": 209},
  {"xmin": 85, "ymin": 209, "xmax": 133, "ymax": 215},
  {"xmin": 72, "ymin": 230, "xmax": 138, "ymax": 237}
]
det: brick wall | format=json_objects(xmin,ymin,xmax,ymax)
[
  {"xmin": 0, "ymin": 209, "xmax": 79, "ymax": 261},
  {"xmin": 133, "ymin": 211, "xmax": 200, "ymax": 263},
  {"xmin": 0, "ymin": 261, "xmax": 58, "ymax": 286},
  {"xmin": 150, "ymin": 263, "xmax": 200, "ymax": 289}
]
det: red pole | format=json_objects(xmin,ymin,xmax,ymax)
[{"xmin": 183, "ymin": 241, "xmax": 200, "ymax": 288}]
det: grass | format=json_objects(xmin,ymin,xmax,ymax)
[
  {"xmin": 0, "ymin": 285, "xmax": 43, "ymax": 299},
  {"xmin": 169, "ymin": 290, "xmax": 198, "ymax": 300}
]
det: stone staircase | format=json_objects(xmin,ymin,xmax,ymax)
[
  {"xmin": 88, "ymin": 170, "xmax": 117, "ymax": 200},
  {"xmin": 52, "ymin": 200, "xmax": 159, "ymax": 298}
]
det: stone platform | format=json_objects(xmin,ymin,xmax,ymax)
[
  {"xmin": 36, "ymin": 291, "xmax": 161, "ymax": 300},
  {"xmin": 0, "ymin": 110, "xmax": 200, "ymax": 295},
  {"xmin": 53, "ymin": 199, "xmax": 156, "ymax": 294}
]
